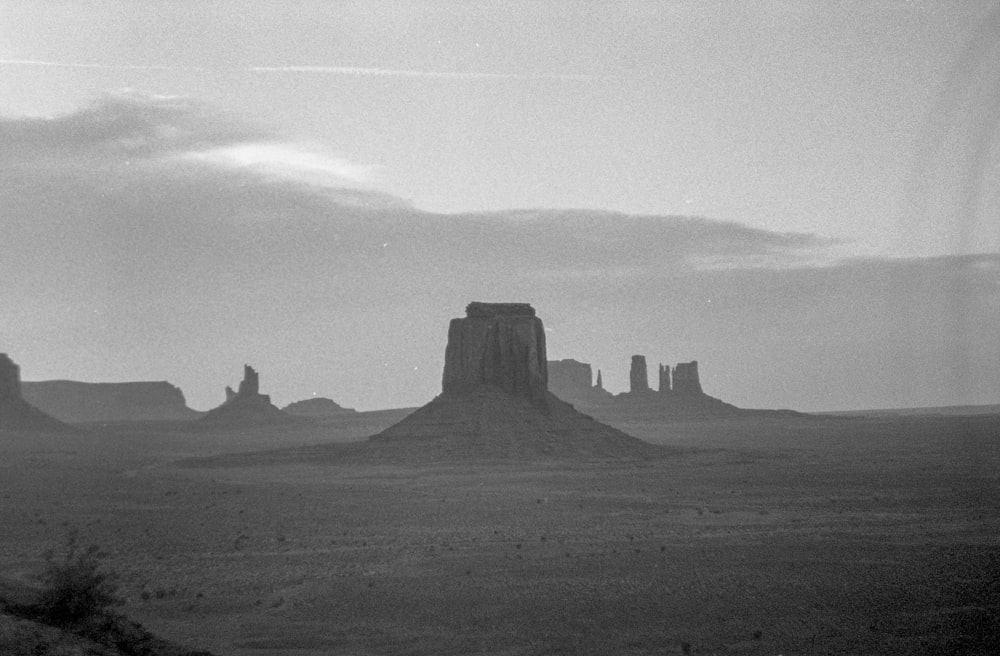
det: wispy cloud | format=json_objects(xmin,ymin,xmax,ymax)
[
  {"xmin": 188, "ymin": 142, "xmax": 376, "ymax": 187},
  {"xmin": 0, "ymin": 59, "xmax": 598, "ymax": 81},
  {"xmin": 0, "ymin": 58, "xmax": 208, "ymax": 72},
  {"xmin": 0, "ymin": 91, "xmax": 374, "ymax": 190}
]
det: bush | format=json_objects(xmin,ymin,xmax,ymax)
[{"xmin": 36, "ymin": 529, "xmax": 122, "ymax": 626}]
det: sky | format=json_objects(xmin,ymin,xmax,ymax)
[{"xmin": 1, "ymin": 1, "xmax": 998, "ymax": 412}]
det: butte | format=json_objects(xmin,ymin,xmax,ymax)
[
  {"xmin": 370, "ymin": 303, "xmax": 657, "ymax": 460},
  {"xmin": 200, "ymin": 364, "xmax": 291, "ymax": 425}
]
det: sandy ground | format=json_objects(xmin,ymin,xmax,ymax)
[{"xmin": 1, "ymin": 410, "xmax": 998, "ymax": 655}]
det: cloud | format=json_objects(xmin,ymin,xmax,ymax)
[
  {"xmin": 0, "ymin": 59, "xmax": 598, "ymax": 81},
  {"xmin": 0, "ymin": 91, "xmax": 374, "ymax": 191},
  {"xmin": 188, "ymin": 142, "xmax": 375, "ymax": 187},
  {"xmin": 2, "ymin": 93, "xmax": 996, "ymax": 412}
]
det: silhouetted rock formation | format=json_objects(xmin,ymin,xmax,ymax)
[
  {"xmin": 442, "ymin": 301, "xmax": 548, "ymax": 404},
  {"xmin": 237, "ymin": 365, "xmax": 259, "ymax": 395},
  {"xmin": 549, "ymin": 359, "xmax": 614, "ymax": 407},
  {"xmin": 658, "ymin": 364, "xmax": 671, "ymax": 392},
  {"xmin": 0, "ymin": 354, "xmax": 69, "ymax": 432},
  {"xmin": 201, "ymin": 365, "xmax": 290, "ymax": 425},
  {"xmin": 629, "ymin": 355, "xmax": 649, "ymax": 393},
  {"xmin": 672, "ymin": 361, "xmax": 703, "ymax": 395},
  {"xmin": 547, "ymin": 355, "xmax": 754, "ymax": 419},
  {"xmin": 225, "ymin": 386, "xmax": 237, "ymax": 403},
  {"xmin": 22, "ymin": 380, "xmax": 201, "ymax": 423},
  {"xmin": 282, "ymin": 397, "xmax": 356, "ymax": 417},
  {"xmin": 549, "ymin": 359, "xmax": 594, "ymax": 398},
  {"xmin": 372, "ymin": 304, "xmax": 655, "ymax": 460}
]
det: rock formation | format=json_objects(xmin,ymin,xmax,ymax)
[
  {"xmin": 22, "ymin": 380, "xmax": 202, "ymax": 423},
  {"xmin": 629, "ymin": 355, "xmax": 649, "ymax": 393},
  {"xmin": 658, "ymin": 364, "xmax": 671, "ymax": 392},
  {"xmin": 282, "ymin": 397, "xmax": 356, "ymax": 417},
  {"xmin": 441, "ymin": 301, "xmax": 547, "ymax": 404},
  {"xmin": 237, "ymin": 365, "xmax": 259, "ymax": 396},
  {"xmin": 0, "ymin": 354, "xmax": 69, "ymax": 432},
  {"xmin": 672, "ymin": 361, "xmax": 703, "ymax": 395},
  {"xmin": 200, "ymin": 365, "xmax": 290, "ymax": 425},
  {"xmin": 549, "ymin": 358, "xmax": 614, "ymax": 407},
  {"xmin": 225, "ymin": 386, "xmax": 237, "ymax": 403},
  {"xmin": 371, "ymin": 303, "xmax": 655, "ymax": 460},
  {"xmin": 546, "ymin": 354, "xmax": 746, "ymax": 419},
  {"xmin": 548, "ymin": 359, "xmax": 594, "ymax": 399}
]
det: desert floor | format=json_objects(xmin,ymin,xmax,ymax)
[{"xmin": 1, "ymin": 410, "xmax": 998, "ymax": 655}]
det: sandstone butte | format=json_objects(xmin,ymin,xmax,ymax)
[{"xmin": 370, "ymin": 302, "xmax": 657, "ymax": 461}]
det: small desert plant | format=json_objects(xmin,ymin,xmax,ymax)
[{"xmin": 36, "ymin": 529, "xmax": 122, "ymax": 625}]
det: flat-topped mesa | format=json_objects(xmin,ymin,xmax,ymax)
[
  {"xmin": 672, "ymin": 360, "xmax": 703, "ymax": 395},
  {"xmin": 441, "ymin": 301, "xmax": 548, "ymax": 405},
  {"xmin": 0, "ymin": 353, "xmax": 22, "ymax": 400},
  {"xmin": 465, "ymin": 302, "xmax": 536, "ymax": 318},
  {"xmin": 629, "ymin": 355, "xmax": 649, "ymax": 393}
]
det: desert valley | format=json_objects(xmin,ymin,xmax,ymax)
[{"xmin": 2, "ymin": 303, "xmax": 998, "ymax": 655}]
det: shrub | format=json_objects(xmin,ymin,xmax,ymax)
[{"xmin": 36, "ymin": 529, "xmax": 122, "ymax": 625}]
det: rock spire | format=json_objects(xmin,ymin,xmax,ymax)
[
  {"xmin": 629, "ymin": 355, "xmax": 649, "ymax": 393},
  {"xmin": 200, "ymin": 364, "xmax": 290, "ymax": 425}
]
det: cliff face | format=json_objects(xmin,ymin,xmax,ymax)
[
  {"xmin": 0, "ymin": 353, "xmax": 20, "ymax": 400},
  {"xmin": 548, "ymin": 359, "xmax": 594, "ymax": 400},
  {"xmin": 441, "ymin": 302, "xmax": 548, "ymax": 404},
  {"xmin": 672, "ymin": 361, "xmax": 703, "ymax": 395},
  {"xmin": 21, "ymin": 380, "xmax": 201, "ymax": 423},
  {"xmin": 629, "ymin": 355, "xmax": 649, "ymax": 393},
  {"xmin": 0, "ymin": 354, "xmax": 69, "ymax": 432}
]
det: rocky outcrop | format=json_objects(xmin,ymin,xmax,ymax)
[
  {"xmin": 548, "ymin": 359, "xmax": 614, "ymax": 407},
  {"xmin": 629, "ymin": 355, "xmax": 649, "ymax": 393},
  {"xmin": 0, "ymin": 354, "xmax": 69, "ymax": 432},
  {"xmin": 672, "ymin": 361, "xmax": 703, "ymax": 395},
  {"xmin": 22, "ymin": 380, "xmax": 201, "ymax": 423},
  {"xmin": 546, "ymin": 355, "xmax": 746, "ymax": 419},
  {"xmin": 372, "ymin": 303, "xmax": 655, "ymax": 460},
  {"xmin": 0, "ymin": 354, "xmax": 20, "ymax": 400},
  {"xmin": 548, "ymin": 359, "xmax": 594, "ymax": 399},
  {"xmin": 442, "ymin": 302, "xmax": 548, "ymax": 404},
  {"xmin": 282, "ymin": 397, "xmax": 356, "ymax": 417},
  {"xmin": 237, "ymin": 365, "xmax": 259, "ymax": 396},
  {"xmin": 200, "ymin": 365, "xmax": 290, "ymax": 425},
  {"xmin": 658, "ymin": 364, "xmax": 671, "ymax": 392}
]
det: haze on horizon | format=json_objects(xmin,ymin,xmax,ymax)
[{"xmin": 1, "ymin": 1, "xmax": 998, "ymax": 413}]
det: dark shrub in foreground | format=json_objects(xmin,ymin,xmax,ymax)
[{"xmin": 36, "ymin": 529, "xmax": 122, "ymax": 626}]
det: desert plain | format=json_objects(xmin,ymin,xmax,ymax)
[{"xmin": 1, "ymin": 409, "xmax": 998, "ymax": 655}]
